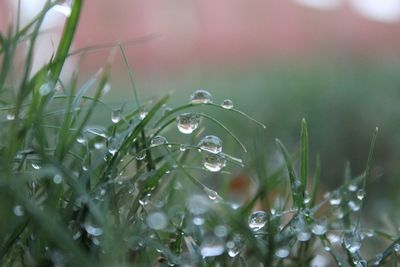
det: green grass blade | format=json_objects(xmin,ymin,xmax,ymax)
[{"xmin": 300, "ymin": 118, "xmax": 308, "ymax": 189}]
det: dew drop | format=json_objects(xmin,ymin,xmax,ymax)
[
  {"xmin": 275, "ymin": 247, "xmax": 290, "ymax": 258},
  {"xmin": 193, "ymin": 216, "xmax": 205, "ymax": 226},
  {"xmin": 214, "ymin": 225, "xmax": 228, "ymax": 238},
  {"xmin": 343, "ymin": 232, "xmax": 361, "ymax": 254},
  {"xmin": 53, "ymin": 174, "xmax": 63, "ymax": 184},
  {"xmin": 6, "ymin": 112, "xmax": 15, "ymax": 121},
  {"xmin": 150, "ymin": 136, "xmax": 167, "ymax": 147},
  {"xmin": 84, "ymin": 225, "xmax": 103, "ymax": 236},
  {"xmin": 202, "ymin": 153, "xmax": 226, "ymax": 172},
  {"xmin": 146, "ymin": 212, "xmax": 167, "ymax": 230},
  {"xmin": 297, "ymin": 231, "xmax": 311, "ymax": 242},
  {"xmin": 221, "ymin": 99, "xmax": 234, "ymax": 109},
  {"xmin": 329, "ymin": 192, "xmax": 342, "ymax": 206},
  {"xmin": 348, "ymin": 200, "xmax": 360, "ymax": 211},
  {"xmin": 139, "ymin": 194, "xmax": 151, "ymax": 206},
  {"xmin": 179, "ymin": 144, "xmax": 187, "ymax": 152},
  {"xmin": 348, "ymin": 183, "xmax": 358, "ymax": 192},
  {"xmin": 248, "ymin": 211, "xmax": 267, "ymax": 231},
  {"xmin": 198, "ymin": 135, "xmax": 222, "ymax": 154},
  {"xmin": 111, "ymin": 109, "xmax": 122, "ymax": 123},
  {"xmin": 13, "ymin": 205, "xmax": 24, "ymax": 216},
  {"xmin": 190, "ymin": 89, "xmax": 213, "ymax": 104},
  {"xmin": 176, "ymin": 113, "xmax": 200, "ymax": 134},
  {"xmin": 76, "ymin": 135, "xmax": 86, "ymax": 144},
  {"xmin": 136, "ymin": 150, "xmax": 147, "ymax": 161},
  {"xmin": 200, "ymin": 239, "xmax": 224, "ymax": 257},
  {"xmin": 31, "ymin": 162, "xmax": 41, "ymax": 170},
  {"xmin": 226, "ymin": 235, "xmax": 243, "ymax": 257},
  {"xmin": 39, "ymin": 82, "xmax": 53, "ymax": 96},
  {"xmin": 52, "ymin": 0, "xmax": 72, "ymax": 17},
  {"xmin": 356, "ymin": 189, "xmax": 365, "ymax": 200},
  {"xmin": 394, "ymin": 243, "xmax": 400, "ymax": 253},
  {"xmin": 373, "ymin": 254, "xmax": 382, "ymax": 265},
  {"xmin": 311, "ymin": 224, "xmax": 327, "ymax": 236},
  {"xmin": 102, "ymin": 82, "xmax": 111, "ymax": 95},
  {"xmin": 203, "ymin": 187, "xmax": 223, "ymax": 201},
  {"xmin": 163, "ymin": 107, "xmax": 172, "ymax": 116},
  {"xmin": 139, "ymin": 109, "xmax": 148, "ymax": 120}
]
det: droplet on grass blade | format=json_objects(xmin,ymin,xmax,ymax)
[
  {"xmin": 146, "ymin": 212, "xmax": 167, "ymax": 230},
  {"xmin": 202, "ymin": 153, "xmax": 226, "ymax": 172},
  {"xmin": 248, "ymin": 211, "xmax": 267, "ymax": 231},
  {"xmin": 275, "ymin": 247, "xmax": 290, "ymax": 258},
  {"xmin": 221, "ymin": 99, "xmax": 234, "ymax": 109},
  {"xmin": 13, "ymin": 205, "xmax": 24, "ymax": 216},
  {"xmin": 198, "ymin": 135, "xmax": 222, "ymax": 154},
  {"xmin": 190, "ymin": 89, "xmax": 213, "ymax": 104},
  {"xmin": 356, "ymin": 189, "xmax": 365, "ymax": 200},
  {"xmin": 150, "ymin": 136, "xmax": 167, "ymax": 147},
  {"xmin": 111, "ymin": 109, "xmax": 122, "ymax": 123},
  {"xmin": 176, "ymin": 113, "xmax": 200, "ymax": 134}
]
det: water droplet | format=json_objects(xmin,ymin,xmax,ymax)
[
  {"xmin": 190, "ymin": 89, "xmax": 213, "ymax": 104},
  {"xmin": 150, "ymin": 136, "xmax": 167, "ymax": 147},
  {"xmin": 348, "ymin": 183, "xmax": 358, "ymax": 192},
  {"xmin": 303, "ymin": 191, "xmax": 311, "ymax": 205},
  {"xmin": 327, "ymin": 233, "xmax": 341, "ymax": 244},
  {"xmin": 275, "ymin": 247, "xmax": 290, "ymax": 258},
  {"xmin": 343, "ymin": 232, "xmax": 361, "ymax": 254},
  {"xmin": 6, "ymin": 112, "xmax": 15, "ymax": 121},
  {"xmin": 214, "ymin": 225, "xmax": 228, "ymax": 238},
  {"xmin": 202, "ymin": 153, "xmax": 226, "ymax": 172},
  {"xmin": 356, "ymin": 189, "xmax": 365, "ymax": 200},
  {"xmin": 193, "ymin": 216, "xmax": 205, "ymax": 225},
  {"xmin": 372, "ymin": 254, "xmax": 382, "ymax": 265},
  {"xmin": 76, "ymin": 135, "xmax": 86, "ymax": 144},
  {"xmin": 136, "ymin": 150, "xmax": 147, "ymax": 161},
  {"xmin": 163, "ymin": 106, "xmax": 172, "ymax": 116},
  {"xmin": 348, "ymin": 200, "xmax": 360, "ymax": 212},
  {"xmin": 297, "ymin": 231, "xmax": 311, "ymax": 242},
  {"xmin": 13, "ymin": 205, "xmax": 24, "ymax": 216},
  {"xmin": 188, "ymin": 195, "xmax": 209, "ymax": 215},
  {"xmin": 248, "ymin": 211, "xmax": 267, "ymax": 231},
  {"xmin": 102, "ymin": 82, "xmax": 111, "ymax": 95},
  {"xmin": 176, "ymin": 113, "xmax": 200, "ymax": 134},
  {"xmin": 52, "ymin": 0, "xmax": 72, "ymax": 17},
  {"xmin": 111, "ymin": 109, "xmax": 122, "ymax": 123},
  {"xmin": 329, "ymin": 192, "xmax": 342, "ymax": 206},
  {"xmin": 53, "ymin": 174, "xmax": 63, "ymax": 184},
  {"xmin": 221, "ymin": 99, "xmax": 234, "ymax": 109},
  {"xmin": 394, "ymin": 243, "xmax": 400, "ymax": 253},
  {"xmin": 139, "ymin": 109, "xmax": 148, "ymax": 120},
  {"xmin": 311, "ymin": 224, "xmax": 327, "ymax": 236},
  {"xmin": 31, "ymin": 162, "xmax": 41, "ymax": 170},
  {"xmin": 39, "ymin": 83, "xmax": 52, "ymax": 96},
  {"xmin": 198, "ymin": 135, "xmax": 222, "ymax": 154},
  {"xmin": 84, "ymin": 225, "xmax": 103, "ymax": 236},
  {"xmin": 146, "ymin": 212, "xmax": 167, "ymax": 230},
  {"xmin": 200, "ymin": 239, "xmax": 224, "ymax": 257},
  {"xmin": 139, "ymin": 194, "xmax": 151, "ymax": 206},
  {"xmin": 203, "ymin": 187, "xmax": 223, "ymax": 201},
  {"xmin": 226, "ymin": 234, "xmax": 243, "ymax": 257},
  {"xmin": 179, "ymin": 144, "xmax": 187, "ymax": 152}
]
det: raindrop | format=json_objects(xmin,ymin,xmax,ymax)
[
  {"xmin": 13, "ymin": 205, "xmax": 24, "ymax": 216},
  {"xmin": 297, "ymin": 231, "xmax": 312, "ymax": 242},
  {"xmin": 348, "ymin": 200, "xmax": 360, "ymax": 212},
  {"xmin": 31, "ymin": 162, "xmax": 41, "ymax": 170},
  {"xmin": 248, "ymin": 211, "xmax": 267, "ymax": 231},
  {"xmin": 176, "ymin": 113, "xmax": 200, "ymax": 134},
  {"xmin": 311, "ymin": 224, "xmax": 327, "ymax": 236},
  {"xmin": 179, "ymin": 144, "xmax": 187, "ymax": 152},
  {"xmin": 150, "ymin": 136, "xmax": 167, "ymax": 147},
  {"xmin": 39, "ymin": 83, "xmax": 52, "ymax": 96},
  {"xmin": 226, "ymin": 235, "xmax": 243, "ymax": 257},
  {"xmin": 203, "ymin": 187, "xmax": 223, "ymax": 201},
  {"xmin": 108, "ymin": 147, "xmax": 118, "ymax": 156},
  {"xmin": 356, "ymin": 189, "xmax": 365, "ymax": 200},
  {"xmin": 53, "ymin": 174, "xmax": 63, "ymax": 184},
  {"xmin": 193, "ymin": 217, "xmax": 205, "ymax": 226},
  {"xmin": 221, "ymin": 99, "xmax": 234, "ymax": 109},
  {"xmin": 200, "ymin": 240, "xmax": 224, "ymax": 257},
  {"xmin": 139, "ymin": 109, "xmax": 148, "ymax": 120},
  {"xmin": 146, "ymin": 212, "xmax": 167, "ymax": 230},
  {"xmin": 348, "ymin": 183, "xmax": 358, "ymax": 192},
  {"xmin": 198, "ymin": 135, "xmax": 222, "ymax": 154},
  {"xmin": 190, "ymin": 89, "xmax": 213, "ymax": 104},
  {"xmin": 111, "ymin": 109, "xmax": 122, "ymax": 123},
  {"xmin": 52, "ymin": 0, "xmax": 72, "ymax": 17},
  {"xmin": 84, "ymin": 225, "xmax": 103, "ymax": 236},
  {"xmin": 372, "ymin": 254, "xmax": 382, "ymax": 265},
  {"xmin": 329, "ymin": 193, "xmax": 342, "ymax": 206},
  {"xmin": 394, "ymin": 243, "xmax": 400, "ymax": 253},
  {"xmin": 76, "ymin": 135, "xmax": 86, "ymax": 144},
  {"xmin": 136, "ymin": 150, "xmax": 147, "ymax": 161},
  {"xmin": 275, "ymin": 247, "xmax": 290, "ymax": 258},
  {"xmin": 6, "ymin": 112, "xmax": 15, "ymax": 121},
  {"xmin": 202, "ymin": 153, "xmax": 226, "ymax": 172},
  {"xmin": 343, "ymin": 232, "xmax": 361, "ymax": 254},
  {"xmin": 139, "ymin": 194, "xmax": 151, "ymax": 206}
]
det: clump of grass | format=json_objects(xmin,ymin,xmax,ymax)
[{"xmin": 1, "ymin": 1, "xmax": 399, "ymax": 267}]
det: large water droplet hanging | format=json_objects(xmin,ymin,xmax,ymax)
[
  {"xmin": 150, "ymin": 136, "xmax": 167, "ymax": 147},
  {"xmin": 146, "ymin": 212, "xmax": 168, "ymax": 230},
  {"xmin": 190, "ymin": 89, "xmax": 213, "ymax": 104},
  {"xmin": 111, "ymin": 109, "xmax": 122, "ymax": 123},
  {"xmin": 176, "ymin": 113, "xmax": 200, "ymax": 134},
  {"xmin": 202, "ymin": 153, "xmax": 226, "ymax": 172},
  {"xmin": 198, "ymin": 135, "xmax": 222, "ymax": 154},
  {"xmin": 248, "ymin": 211, "xmax": 267, "ymax": 231},
  {"xmin": 221, "ymin": 99, "xmax": 234, "ymax": 109}
]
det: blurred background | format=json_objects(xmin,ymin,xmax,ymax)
[{"xmin": 2, "ymin": 0, "xmax": 400, "ymax": 225}]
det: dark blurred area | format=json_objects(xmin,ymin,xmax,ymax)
[{"xmin": 2, "ymin": 0, "xmax": 400, "ymax": 222}]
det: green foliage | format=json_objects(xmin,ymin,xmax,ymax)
[{"xmin": 0, "ymin": 2, "xmax": 399, "ymax": 267}]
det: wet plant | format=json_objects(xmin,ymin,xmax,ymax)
[{"xmin": 1, "ymin": 1, "xmax": 400, "ymax": 267}]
